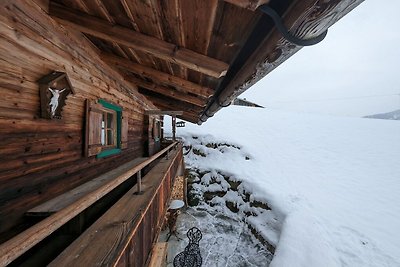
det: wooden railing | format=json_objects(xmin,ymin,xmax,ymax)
[
  {"xmin": 0, "ymin": 142, "xmax": 181, "ymax": 266},
  {"xmin": 50, "ymin": 142, "xmax": 183, "ymax": 266}
]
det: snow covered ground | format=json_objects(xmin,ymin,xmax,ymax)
[
  {"xmin": 165, "ymin": 208, "xmax": 273, "ymax": 266},
  {"xmin": 165, "ymin": 106, "xmax": 400, "ymax": 267}
]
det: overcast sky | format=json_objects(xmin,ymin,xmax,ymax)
[{"xmin": 242, "ymin": 0, "xmax": 400, "ymax": 117}]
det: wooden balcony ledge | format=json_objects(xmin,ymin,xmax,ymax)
[{"xmin": 0, "ymin": 142, "xmax": 183, "ymax": 267}]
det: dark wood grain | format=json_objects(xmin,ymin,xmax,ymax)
[
  {"xmin": 26, "ymin": 157, "xmax": 148, "ymax": 216},
  {"xmin": 125, "ymin": 76, "xmax": 207, "ymax": 108},
  {"xmin": 48, "ymin": 145, "xmax": 182, "ymax": 267},
  {"xmin": 49, "ymin": 2, "xmax": 229, "ymax": 78},
  {"xmin": 0, "ymin": 0, "xmax": 155, "ymax": 241},
  {"xmin": 223, "ymin": 0, "xmax": 269, "ymax": 10},
  {"xmin": 0, "ymin": 143, "xmax": 179, "ymax": 266},
  {"xmin": 102, "ymin": 53, "xmax": 214, "ymax": 98}
]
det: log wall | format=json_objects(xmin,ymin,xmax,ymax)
[{"xmin": 0, "ymin": 0, "xmax": 157, "ymax": 239}]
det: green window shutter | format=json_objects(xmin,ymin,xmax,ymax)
[{"xmin": 85, "ymin": 99, "xmax": 124, "ymax": 158}]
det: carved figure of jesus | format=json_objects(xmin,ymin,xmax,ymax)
[{"xmin": 48, "ymin": 87, "xmax": 66, "ymax": 117}]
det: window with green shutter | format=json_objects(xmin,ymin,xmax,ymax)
[{"xmin": 85, "ymin": 99, "xmax": 128, "ymax": 158}]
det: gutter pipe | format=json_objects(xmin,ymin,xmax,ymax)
[{"xmin": 198, "ymin": 4, "xmax": 328, "ymax": 124}]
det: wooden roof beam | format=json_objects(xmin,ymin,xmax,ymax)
[
  {"xmin": 49, "ymin": 2, "xmax": 229, "ymax": 78},
  {"xmin": 145, "ymin": 110, "xmax": 183, "ymax": 116},
  {"xmin": 223, "ymin": 0, "xmax": 270, "ymax": 11},
  {"xmin": 144, "ymin": 94, "xmax": 203, "ymax": 115},
  {"xmin": 173, "ymin": 114, "xmax": 196, "ymax": 123},
  {"xmin": 145, "ymin": 98, "xmax": 198, "ymax": 122},
  {"xmin": 102, "ymin": 52, "xmax": 214, "ymax": 99},
  {"xmin": 151, "ymin": 103, "xmax": 198, "ymax": 123},
  {"xmin": 140, "ymin": 90, "xmax": 204, "ymax": 114},
  {"xmin": 125, "ymin": 76, "xmax": 207, "ymax": 108}
]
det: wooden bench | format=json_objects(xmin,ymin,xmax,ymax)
[
  {"xmin": 48, "ymin": 145, "xmax": 182, "ymax": 266},
  {"xmin": 26, "ymin": 157, "xmax": 148, "ymax": 217},
  {"xmin": 0, "ymin": 142, "xmax": 179, "ymax": 266},
  {"xmin": 24, "ymin": 157, "xmax": 149, "ymax": 236}
]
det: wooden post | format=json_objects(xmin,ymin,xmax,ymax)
[
  {"xmin": 148, "ymin": 242, "xmax": 168, "ymax": 267},
  {"xmin": 137, "ymin": 170, "xmax": 142, "ymax": 194},
  {"xmin": 172, "ymin": 115, "xmax": 176, "ymax": 141}
]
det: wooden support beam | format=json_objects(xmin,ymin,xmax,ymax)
[
  {"xmin": 157, "ymin": 111, "xmax": 197, "ymax": 124},
  {"xmin": 172, "ymin": 115, "xmax": 177, "ymax": 141},
  {"xmin": 139, "ymin": 87, "xmax": 205, "ymax": 121},
  {"xmin": 145, "ymin": 110, "xmax": 183, "ymax": 116},
  {"xmin": 140, "ymin": 91, "xmax": 203, "ymax": 115},
  {"xmin": 49, "ymin": 2, "xmax": 229, "ymax": 78},
  {"xmin": 167, "ymin": 113, "xmax": 196, "ymax": 124},
  {"xmin": 172, "ymin": 114, "xmax": 196, "ymax": 124},
  {"xmin": 224, "ymin": 0, "xmax": 270, "ymax": 10},
  {"xmin": 152, "ymin": 101, "xmax": 197, "ymax": 117},
  {"xmin": 148, "ymin": 101, "xmax": 199, "ymax": 123},
  {"xmin": 125, "ymin": 76, "xmax": 207, "ymax": 107},
  {"xmin": 148, "ymin": 243, "xmax": 167, "ymax": 267},
  {"xmin": 102, "ymin": 53, "xmax": 214, "ymax": 98}
]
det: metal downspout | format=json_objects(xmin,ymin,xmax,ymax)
[{"xmin": 198, "ymin": 4, "xmax": 328, "ymax": 124}]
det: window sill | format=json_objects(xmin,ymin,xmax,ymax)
[{"xmin": 97, "ymin": 148, "xmax": 121, "ymax": 158}]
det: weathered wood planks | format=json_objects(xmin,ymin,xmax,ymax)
[
  {"xmin": 0, "ymin": 0, "xmax": 155, "ymax": 240},
  {"xmin": 101, "ymin": 52, "xmax": 214, "ymax": 99},
  {"xmin": 125, "ymin": 76, "xmax": 207, "ymax": 108},
  {"xmin": 26, "ymin": 157, "xmax": 148, "ymax": 216},
  {"xmin": 42, "ymin": 0, "xmax": 270, "ymax": 124},
  {"xmin": 0, "ymin": 143, "xmax": 179, "ymax": 266},
  {"xmin": 224, "ymin": 0, "xmax": 270, "ymax": 10},
  {"xmin": 49, "ymin": 2, "xmax": 229, "ymax": 78},
  {"xmin": 148, "ymin": 242, "xmax": 168, "ymax": 267},
  {"xmin": 48, "ymin": 145, "xmax": 182, "ymax": 267}
]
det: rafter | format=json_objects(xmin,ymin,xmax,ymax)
[
  {"xmin": 223, "ymin": 0, "xmax": 269, "ymax": 11},
  {"xmin": 138, "ymin": 87, "xmax": 205, "ymax": 113},
  {"xmin": 145, "ymin": 110, "xmax": 183, "ymax": 116},
  {"xmin": 145, "ymin": 97, "xmax": 198, "ymax": 122},
  {"xmin": 124, "ymin": 76, "xmax": 207, "ymax": 108},
  {"xmin": 49, "ymin": 2, "xmax": 229, "ymax": 78},
  {"xmin": 151, "ymin": 103, "xmax": 199, "ymax": 123},
  {"xmin": 101, "ymin": 52, "xmax": 214, "ymax": 99},
  {"xmin": 139, "ymin": 89, "xmax": 204, "ymax": 117}
]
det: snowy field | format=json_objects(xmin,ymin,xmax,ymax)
[{"xmin": 165, "ymin": 106, "xmax": 400, "ymax": 267}]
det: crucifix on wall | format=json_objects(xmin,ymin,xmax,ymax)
[{"xmin": 38, "ymin": 71, "xmax": 75, "ymax": 119}]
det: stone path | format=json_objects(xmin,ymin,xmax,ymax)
[{"xmin": 164, "ymin": 208, "xmax": 273, "ymax": 267}]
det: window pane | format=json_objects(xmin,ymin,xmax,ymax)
[
  {"xmin": 107, "ymin": 129, "xmax": 114, "ymax": 145},
  {"xmin": 107, "ymin": 113, "xmax": 114, "ymax": 129}
]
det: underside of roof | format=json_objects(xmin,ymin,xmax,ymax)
[{"xmin": 49, "ymin": 0, "xmax": 364, "ymax": 123}]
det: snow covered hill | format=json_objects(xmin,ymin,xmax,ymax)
[{"xmin": 166, "ymin": 107, "xmax": 400, "ymax": 267}]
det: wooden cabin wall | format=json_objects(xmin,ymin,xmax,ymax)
[
  {"xmin": 145, "ymin": 115, "xmax": 162, "ymax": 157},
  {"xmin": 145, "ymin": 116, "xmax": 155, "ymax": 156},
  {"xmin": 0, "ymin": 0, "xmax": 156, "ymax": 238}
]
